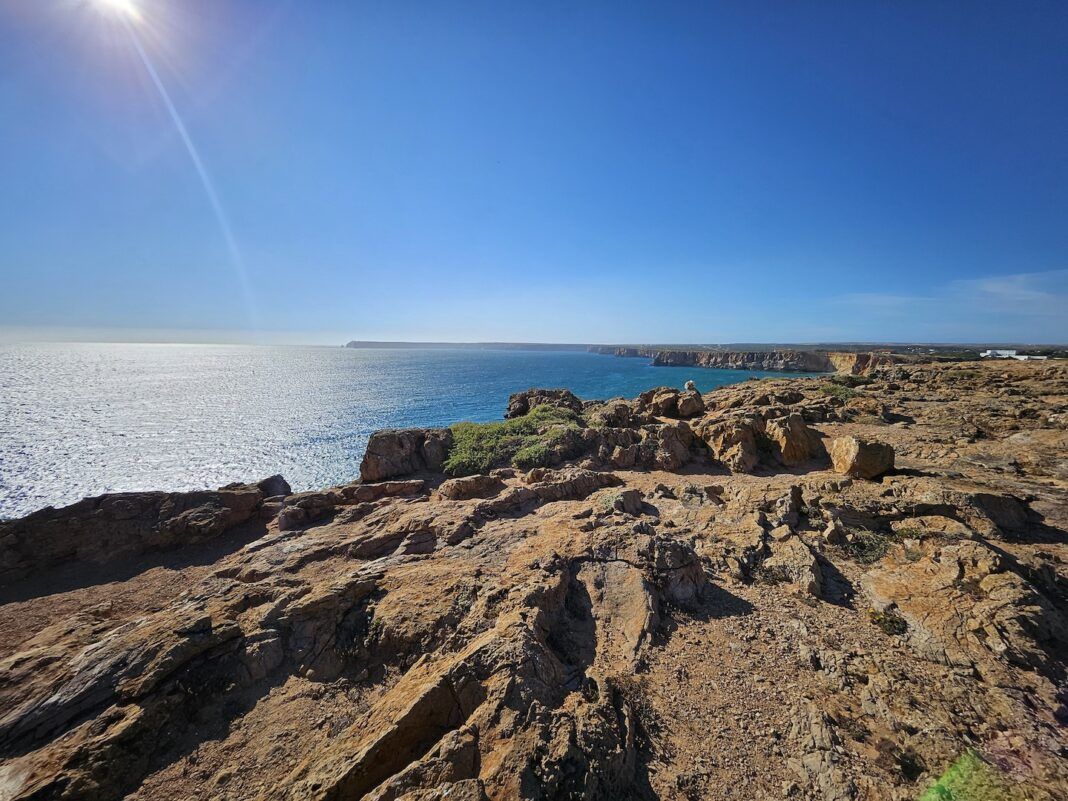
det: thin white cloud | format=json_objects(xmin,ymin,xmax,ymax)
[
  {"xmin": 948, "ymin": 269, "xmax": 1068, "ymax": 313},
  {"xmin": 827, "ymin": 269, "xmax": 1068, "ymax": 342}
]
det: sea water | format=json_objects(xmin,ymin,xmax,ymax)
[{"xmin": 0, "ymin": 343, "xmax": 818, "ymax": 518}]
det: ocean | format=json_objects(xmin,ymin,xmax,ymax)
[{"xmin": 0, "ymin": 343, "xmax": 818, "ymax": 518}]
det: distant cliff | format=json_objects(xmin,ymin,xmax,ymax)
[
  {"xmin": 346, "ymin": 341, "xmax": 588, "ymax": 351},
  {"xmin": 651, "ymin": 349, "xmax": 836, "ymax": 372},
  {"xmin": 588, "ymin": 346, "xmax": 901, "ymax": 375},
  {"xmin": 588, "ymin": 346, "xmax": 646, "ymax": 357}
]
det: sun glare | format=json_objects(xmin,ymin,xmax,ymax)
[{"xmin": 94, "ymin": 0, "xmax": 141, "ymax": 21}]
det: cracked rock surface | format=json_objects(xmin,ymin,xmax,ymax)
[{"xmin": 0, "ymin": 360, "xmax": 1066, "ymax": 800}]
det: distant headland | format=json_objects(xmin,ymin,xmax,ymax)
[{"xmin": 344, "ymin": 340, "xmax": 1067, "ymax": 374}]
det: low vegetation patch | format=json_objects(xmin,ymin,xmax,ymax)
[
  {"xmin": 842, "ymin": 527, "xmax": 915, "ymax": 564},
  {"xmin": 844, "ymin": 529, "xmax": 892, "ymax": 563},
  {"xmin": 443, "ymin": 404, "xmax": 582, "ymax": 476},
  {"xmin": 919, "ymin": 750, "xmax": 1025, "ymax": 801},
  {"xmin": 869, "ymin": 608, "xmax": 908, "ymax": 636},
  {"xmin": 831, "ymin": 374, "xmax": 875, "ymax": 388},
  {"xmin": 755, "ymin": 564, "xmax": 794, "ymax": 585},
  {"xmin": 819, "ymin": 382, "xmax": 857, "ymax": 401}
]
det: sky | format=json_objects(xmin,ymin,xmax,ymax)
[{"xmin": 1, "ymin": 1, "xmax": 1066, "ymax": 345}]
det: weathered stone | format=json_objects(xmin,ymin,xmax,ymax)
[
  {"xmin": 612, "ymin": 489, "xmax": 644, "ymax": 515},
  {"xmin": 676, "ymin": 390, "xmax": 705, "ymax": 418},
  {"xmin": 505, "ymin": 388, "xmax": 583, "ymax": 419},
  {"xmin": 0, "ymin": 483, "xmax": 270, "ymax": 583},
  {"xmin": 437, "ymin": 474, "xmax": 505, "ymax": 500},
  {"xmin": 695, "ymin": 414, "xmax": 763, "ymax": 473},
  {"xmin": 764, "ymin": 413, "xmax": 825, "ymax": 466},
  {"xmin": 762, "ymin": 536, "xmax": 824, "ymax": 598},
  {"xmin": 829, "ymin": 436, "xmax": 894, "ymax": 479},
  {"xmin": 359, "ymin": 428, "xmax": 454, "ymax": 481}
]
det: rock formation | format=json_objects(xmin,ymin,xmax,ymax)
[
  {"xmin": 1, "ymin": 360, "xmax": 1066, "ymax": 800},
  {"xmin": 589, "ymin": 346, "xmax": 904, "ymax": 375},
  {"xmin": 651, "ymin": 349, "xmax": 903, "ymax": 375},
  {"xmin": 830, "ymin": 435, "xmax": 895, "ymax": 479}
]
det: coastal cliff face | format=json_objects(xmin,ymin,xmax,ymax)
[
  {"xmin": 590, "ymin": 346, "xmax": 902, "ymax": 374},
  {"xmin": 651, "ymin": 348, "xmax": 838, "ymax": 372},
  {"xmin": 1, "ymin": 361, "xmax": 1066, "ymax": 800}
]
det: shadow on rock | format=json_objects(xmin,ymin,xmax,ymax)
[{"xmin": 0, "ymin": 519, "xmax": 268, "ymax": 605}]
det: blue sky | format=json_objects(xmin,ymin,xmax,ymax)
[{"xmin": 1, "ymin": 1, "xmax": 1066, "ymax": 344}]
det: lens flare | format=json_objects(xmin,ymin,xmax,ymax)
[
  {"xmin": 95, "ymin": 1, "xmax": 260, "ymax": 327},
  {"xmin": 94, "ymin": 0, "xmax": 141, "ymax": 21}
]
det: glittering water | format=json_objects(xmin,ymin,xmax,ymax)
[{"xmin": 0, "ymin": 344, "xmax": 817, "ymax": 518}]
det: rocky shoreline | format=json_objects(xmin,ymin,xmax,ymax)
[{"xmin": 1, "ymin": 361, "xmax": 1066, "ymax": 800}]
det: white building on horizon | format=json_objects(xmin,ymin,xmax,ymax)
[{"xmin": 979, "ymin": 349, "xmax": 1049, "ymax": 361}]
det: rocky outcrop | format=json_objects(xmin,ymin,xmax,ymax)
[
  {"xmin": 437, "ymin": 474, "xmax": 506, "ymax": 500},
  {"xmin": 0, "ymin": 476, "xmax": 287, "ymax": 583},
  {"xmin": 693, "ymin": 410, "xmax": 825, "ymax": 473},
  {"xmin": 694, "ymin": 413, "xmax": 763, "ymax": 472},
  {"xmin": 505, "ymin": 388, "xmax": 583, "ymax": 418},
  {"xmin": 862, "ymin": 540, "xmax": 1068, "ymax": 672},
  {"xmin": 827, "ymin": 351, "xmax": 901, "ymax": 375},
  {"xmin": 360, "ymin": 428, "xmax": 453, "ymax": 481},
  {"xmin": 765, "ymin": 413, "xmax": 827, "ymax": 466},
  {"xmin": 637, "ymin": 386, "xmax": 705, "ymax": 419},
  {"xmin": 829, "ymin": 436, "xmax": 894, "ymax": 479}
]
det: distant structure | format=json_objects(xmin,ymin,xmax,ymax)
[{"xmin": 979, "ymin": 349, "xmax": 1048, "ymax": 361}]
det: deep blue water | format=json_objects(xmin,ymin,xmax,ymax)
[{"xmin": 0, "ymin": 344, "xmax": 818, "ymax": 518}]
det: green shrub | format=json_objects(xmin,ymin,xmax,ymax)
[
  {"xmin": 869, "ymin": 608, "xmax": 908, "ymax": 635},
  {"xmin": 819, "ymin": 383, "xmax": 857, "ymax": 401},
  {"xmin": 844, "ymin": 530, "xmax": 891, "ymax": 563},
  {"xmin": 512, "ymin": 442, "xmax": 554, "ymax": 470},
  {"xmin": 919, "ymin": 750, "xmax": 1023, "ymax": 801},
  {"xmin": 443, "ymin": 405, "xmax": 582, "ymax": 476}
]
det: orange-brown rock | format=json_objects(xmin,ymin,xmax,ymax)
[
  {"xmin": 830, "ymin": 435, "xmax": 895, "ymax": 479},
  {"xmin": 1, "ymin": 360, "xmax": 1066, "ymax": 800}
]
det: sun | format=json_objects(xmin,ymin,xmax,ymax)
[{"xmin": 93, "ymin": 0, "xmax": 142, "ymax": 21}]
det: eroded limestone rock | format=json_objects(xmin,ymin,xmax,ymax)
[{"xmin": 829, "ymin": 436, "xmax": 894, "ymax": 479}]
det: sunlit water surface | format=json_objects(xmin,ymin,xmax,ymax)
[{"xmin": 0, "ymin": 344, "xmax": 819, "ymax": 518}]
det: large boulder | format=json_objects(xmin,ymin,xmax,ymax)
[
  {"xmin": 505, "ymin": 388, "xmax": 583, "ymax": 419},
  {"xmin": 255, "ymin": 474, "xmax": 292, "ymax": 498},
  {"xmin": 695, "ymin": 414, "xmax": 763, "ymax": 473},
  {"xmin": 639, "ymin": 387, "xmax": 680, "ymax": 417},
  {"xmin": 676, "ymin": 390, "xmax": 705, "ymax": 418},
  {"xmin": 584, "ymin": 399, "xmax": 650, "ymax": 428},
  {"xmin": 637, "ymin": 387, "xmax": 705, "ymax": 419},
  {"xmin": 829, "ymin": 436, "xmax": 894, "ymax": 479},
  {"xmin": 524, "ymin": 468, "xmax": 623, "ymax": 501},
  {"xmin": 644, "ymin": 422, "xmax": 694, "ymax": 470},
  {"xmin": 761, "ymin": 536, "xmax": 824, "ymax": 598},
  {"xmin": 360, "ymin": 428, "xmax": 454, "ymax": 482},
  {"xmin": 437, "ymin": 474, "xmax": 505, "ymax": 501},
  {"xmin": 764, "ymin": 413, "xmax": 826, "ymax": 466}
]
